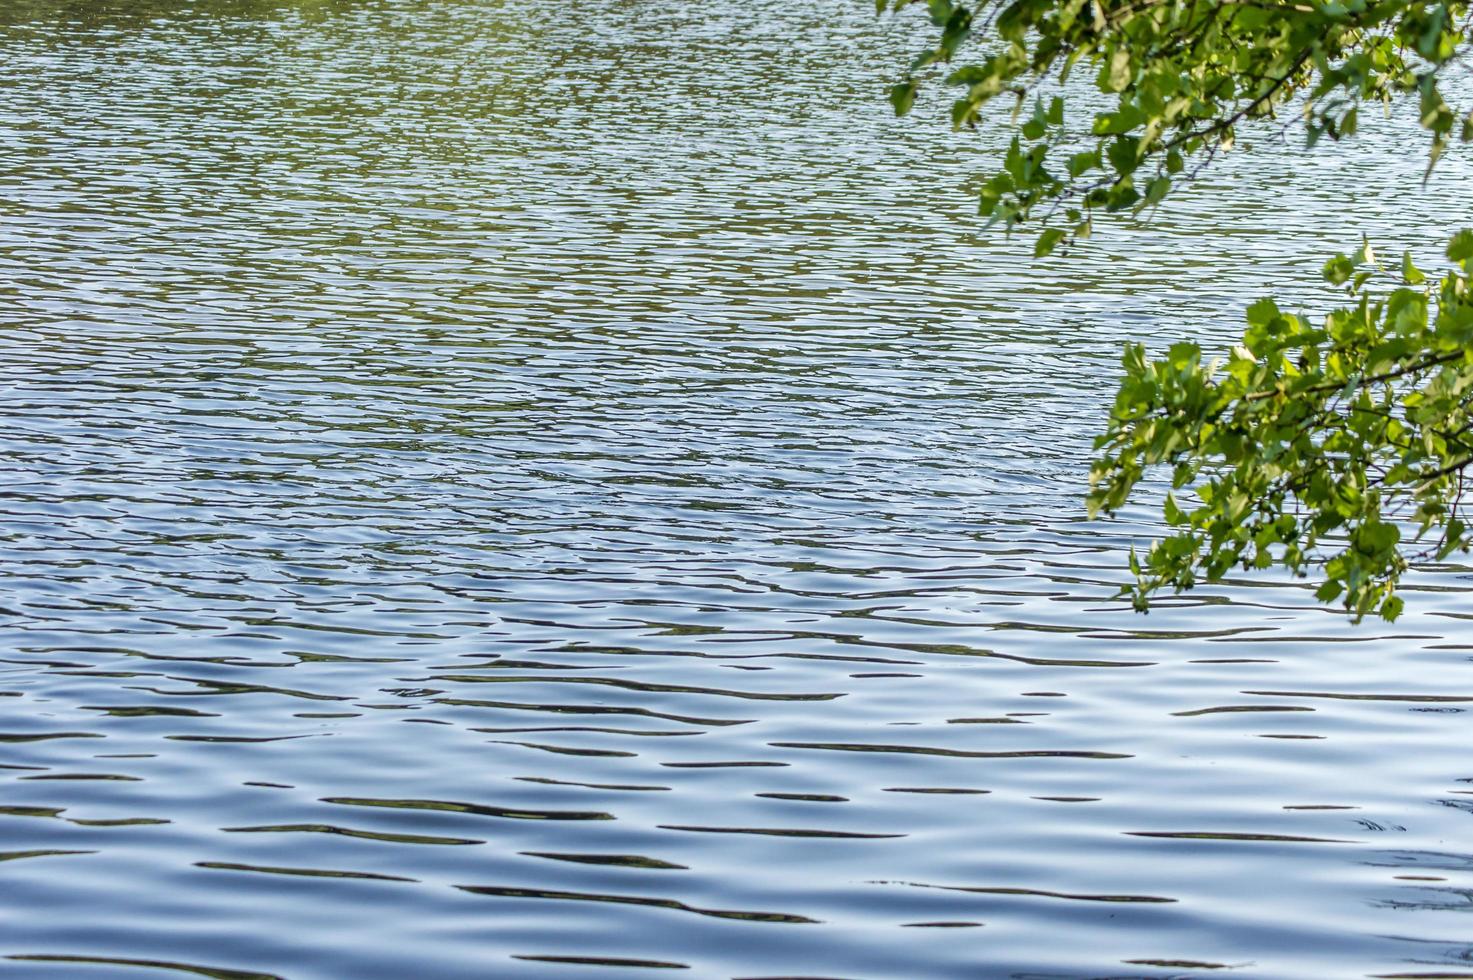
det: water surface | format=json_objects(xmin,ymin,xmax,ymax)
[{"xmin": 3, "ymin": 1, "xmax": 1473, "ymax": 977}]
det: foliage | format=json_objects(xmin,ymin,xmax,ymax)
[
  {"xmin": 883, "ymin": 0, "xmax": 1473, "ymax": 619},
  {"xmin": 1088, "ymin": 233, "xmax": 1473, "ymax": 620},
  {"xmin": 883, "ymin": 0, "xmax": 1471, "ymax": 254}
]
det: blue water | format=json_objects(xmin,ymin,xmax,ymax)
[{"xmin": 3, "ymin": 1, "xmax": 1473, "ymax": 977}]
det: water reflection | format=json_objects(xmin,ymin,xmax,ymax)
[{"xmin": 3, "ymin": 0, "xmax": 1473, "ymax": 977}]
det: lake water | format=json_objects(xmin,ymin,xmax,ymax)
[{"xmin": 3, "ymin": 1, "xmax": 1473, "ymax": 977}]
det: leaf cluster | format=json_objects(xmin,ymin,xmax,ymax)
[
  {"xmin": 1087, "ymin": 231, "xmax": 1473, "ymax": 620},
  {"xmin": 884, "ymin": 0, "xmax": 1472, "ymax": 254}
]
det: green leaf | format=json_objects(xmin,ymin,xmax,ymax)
[
  {"xmin": 1400, "ymin": 250, "xmax": 1425, "ymax": 285},
  {"xmin": 1438, "ymin": 519, "xmax": 1468, "ymax": 559},
  {"xmin": 889, "ymin": 80, "xmax": 918, "ymax": 117},
  {"xmin": 1093, "ymin": 105, "xmax": 1144, "ymax": 135},
  {"xmin": 1106, "ymin": 135, "xmax": 1142, "ymax": 174},
  {"xmin": 1449, "ymin": 229, "xmax": 1473, "ymax": 263},
  {"xmin": 1067, "ymin": 149, "xmax": 1100, "ymax": 178},
  {"xmin": 1245, "ymin": 296, "xmax": 1280, "ymax": 329},
  {"xmin": 1323, "ymin": 254, "xmax": 1355, "ymax": 286},
  {"xmin": 1034, "ymin": 228, "xmax": 1067, "ymax": 257},
  {"xmin": 1105, "ymin": 48, "xmax": 1132, "ymax": 92},
  {"xmin": 1163, "ymin": 494, "xmax": 1187, "ymax": 525}
]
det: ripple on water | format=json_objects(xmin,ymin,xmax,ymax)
[{"xmin": 2, "ymin": 0, "xmax": 1473, "ymax": 977}]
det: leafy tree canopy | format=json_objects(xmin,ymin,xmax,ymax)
[
  {"xmin": 885, "ymin": 0, "xmax": 1473, "ymax": 619},
  {"xmin": 886, "ymin": 0, "xmax": 1470, "ymax": 247},
  {"xmin": 1093, "ymin": 237, "xmax": 1473, "ymax": 622}
]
